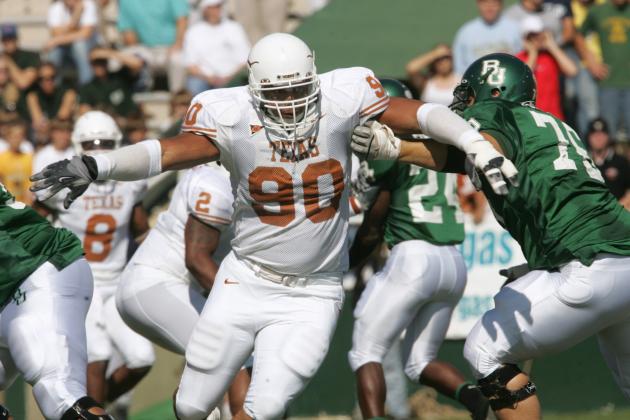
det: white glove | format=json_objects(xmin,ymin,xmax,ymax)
[
  {"xmin": 351, "ymin": 120, "xmax": 400, "ymax": 161},
  {"xmin": 464, "ymin": 139, "xmax": 519, "ymax": 195}
]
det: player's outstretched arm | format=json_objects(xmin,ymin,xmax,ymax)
[
  {"xmin": 353, "ymin": 97, "xmax": 519, "ymax": 195},
  {"xmin": 30, "ymin": 132, "xmax": 220, "ymax": 208}
]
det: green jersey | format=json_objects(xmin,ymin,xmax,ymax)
[
  {"xmin": 367, "ymin": 160, "xmax": 465, "ymax": 248},
  {"xmin": 464, "ymin": 100, "xmax": 630, "ymax": 269},
  {"xmin": 0, "ymin": 184, "xmax": 83, "ymax": 305},
  {"xmin": 579, "ymin": 2, "xmax": 630, "ymax": 89}
]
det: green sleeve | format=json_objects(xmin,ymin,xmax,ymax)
[{"xmin": 463, "ymin": 101, "xmax": 521, "ymax": 161}]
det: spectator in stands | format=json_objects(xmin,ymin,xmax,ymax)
[
  {"xmin": 575, "ymin": 0, "xmax": 630, "ymax": 141},
  {"xmin": 586, "ymin": 117, "xmax": 630, "ymax": 207},
  {"xmin": 45, "ymin": 0, "xmax": 99, "ymax": 85},
  {"xmin": 78, "ymin": 46, "xmax": 142, "ymax": 116},
  {"xmin": 0, "ymin": 112, "xmax": 33, "ymax": 153},
  {"xmin": 0, "ymin": 57, "xmax": 20, "ymax": 114},
  {"xmin": 453, "ymin": 0, "xmax": 522, "ymax": 74},
  {"xmin": 124, "ymin": 113, "xmax": 148, "ymax": 144},
  {"xmin": 0, "ymin": 119, "xmax": 33, "ymax": 203},
  {"xmin": 505, "ymin": 0, "xmax": 575, "ymax": 45},
  {"xmin": 161, "ymin": 89, "xmax": 192, "ymax": 137},
  {"xmin": 565, "ymin": 0, "xmax": 603, "ymax": 137},
  {"xmin": 183, "ymin": 0, "xmax": 250, "ymax": 95},
  {"xmin": 20, "ymin": 62, "xmax": 76, "ymax": 138},
  {"xmin": 1, "ymin": 24, "xmax": 40, "ymax": 91},
  {"xmin": 516, "ymin": 16, "xmax": 578, "ymax": 119},
  {"xmin": 118, "ymin": 0, "xmax": 189, "ymax": 92},
  {"xmin": 32, "ymin": 118, "xmax": 74, "ymax": 175},
  {"xmin": 406, "ymin": 44, "xmax": 459, "ymax": 106},
  {"xmin": 232, "ymin": 0, "xmax": 290, "ymax": 43}
]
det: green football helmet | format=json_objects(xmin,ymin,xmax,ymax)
[
  {"xmin": 378, "ymin": 78, "xmax": 413, "ymax": 99},
  {"xmin": 451, "ymin": 53, "xmax": 536, "ymax": 113}
]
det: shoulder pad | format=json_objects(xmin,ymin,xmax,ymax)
[
  {"xmin": 320, "ymin": 67, "xmax": 375, "ymax": 118},
  {"xmin": 193, "ymin": 87, "xmax": 249, "ymax": 127}
]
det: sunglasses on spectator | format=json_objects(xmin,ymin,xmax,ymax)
[{"xmin": 39, "ymin": 75, "xmax": 55, "ymax": 82}]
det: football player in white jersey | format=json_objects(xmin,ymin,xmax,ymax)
[
  {"xmin": 33, "ymin": 111, "xmax": 155, "ymax": 410},
  {"xmin": 115, "ymin": 164, "xmax": 253, "ymax": 416},
  {"xmin": 116, "ymin": 164, "xmax": 233, "ymax": 354},
  {"xmin": 31, "ymin": 33, "xmax": 518, "ymax": 420}
]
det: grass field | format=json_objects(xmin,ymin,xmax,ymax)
[{"xmin": 130, "ymin": 399, "xmax": 630, "ymax": 420}]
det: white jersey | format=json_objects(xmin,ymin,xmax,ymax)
[
  {"xmin": 47, "ymin": 180, "xmax": 147, "ymax": 283},
  {"xmin": 131, "ymin": 165, "xmax": 234, "ymax": 285},
  {"xmin": 182, "ymin": 67, "xmax": 389, "ymax": 275}
]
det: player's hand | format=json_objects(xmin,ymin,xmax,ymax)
[
  {"xmin": 30, "ymin": 156, "xmax": 96, "ymax": 208},
  {"xmin": 464, "ymin": 139, "xmax": 519, "ymax": 195},
  {"xmin": 351, "ymin": 120, "xmax": 400, "ymax": 161}
]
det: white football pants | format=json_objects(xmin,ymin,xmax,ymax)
[
  {"xmin": 116, "ymin": 262, "xmax": 206, "ymax": 355},
  {"xmin": 348, "ymin": 240, "xmax": 467, "ymax": 381},
  {"xmin": 86, "ymin": 281, "xmax": 155, "ymax": 370},
  {"xmin": 464, "ymin": 254, "xmax": 630, "ymax": 399},
  {"xmin": 175, "ymin": 251, "xmax": 344, "ymax": 420},
  {"xmin": 0, "ymin": 260, "xmax": 92, "ymax": 419}
]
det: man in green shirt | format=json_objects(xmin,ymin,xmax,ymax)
[
  {"xmin": 78, "ymin": 47, "xmax": 143, "ymax": 116},
  {"xmin": 0, "ymin": 183, "xmax": 113, "ymax": 419},
  {"xmin": 575, "ymin": 0, "xmax": 630, "ymax": 138},
  {"xmin": 348, "ymin": 79, "xmax": 489, "ymax": 420},
  {"xmin": 0, "ymin": 24, "xmax": 39, "ymax": 91},
  {"xmin": 352, "ymin": 54, "xmax": 630, "ymax": 419}
]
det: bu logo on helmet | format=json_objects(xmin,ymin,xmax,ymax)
[{"xmin": 481, "ymin": 59, "xmax": 506, "ymax": 86}]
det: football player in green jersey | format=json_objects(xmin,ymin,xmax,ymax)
[
  {"xmin": 351, "ymin": 54, "xmax": 630, "ymax": 419},
  {"xmin": 0, "ymin": 183, "xmax": 113, "ymax": 419},
  {"xmin": 348, "ymin": 78, "xmax": 489, "ymax": 420}
]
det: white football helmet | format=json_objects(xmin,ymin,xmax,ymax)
[
  {"xmin": 71, "ymin": 110, "xmax": 123, "ymax": 155},
  {"xmin": 248, "ymin": 33, "xmax": 320, "ymax": 142}
]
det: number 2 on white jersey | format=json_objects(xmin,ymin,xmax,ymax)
[{"xmin": 529, "ymin": 110, "xmax": 604, "ymax": 182}]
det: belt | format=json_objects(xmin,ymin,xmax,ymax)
[{"xmin": 240, "ymin": 257, "xmax": 340, "ymax": 288}]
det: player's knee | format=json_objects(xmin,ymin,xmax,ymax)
[
  {"xmin": 347, "ymin": 340, "xmax": 387, "ymax": 372},
  {"xmin": 281, "ymin": 326, "xmax": 330, "ymax": 379},
  {"xmin": 403, "ymin": 357, "xmax": 432, "ymax": 382},
  {"xmin": 477, "ymin": 364, "xmax": 537, "ymax": 411},
  {"xmin": 175, "ymin": 396, "xmax": 214, "ymax": 420},
  {"xmin": 125, "ymin": 345, "xmax": 155, "ymax": 369},
  {"xmin": 463, "ymin": 323, "xmax": 501, "ymax": 379},
  {"xmin": 246, "ymin": 395, "xmax": 286, "ymax": 420}
]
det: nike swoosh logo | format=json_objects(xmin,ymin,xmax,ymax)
[
  {"xmin": 224, "ymin": 278, "xmax": 239, "ymax": 285},
  {"xmin": 58, "ymin": 176, "xmax": 73, "ymax": 183}
]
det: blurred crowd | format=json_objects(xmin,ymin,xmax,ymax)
[
  {"xmin": 403, "ymin": 0, "xmax": 630, "ymax": 214},
  {"xmin": 0, "ymin": 0, "xmax": 327, "ymax": 204},
  {"xmin": 1, "ymin": 0, "xmax": 629, "ymax": 211}
]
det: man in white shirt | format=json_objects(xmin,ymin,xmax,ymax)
[
  {"xmin": 45, "ymin": 0, "xmax": 98, "ymax": 84},
  {"xmin": 33, "ymin": 118, "xmax": 74, "ymax": 175},
  {"xmin": 183, "ymin": 0, "xmax": 250, "ymax": 95}
]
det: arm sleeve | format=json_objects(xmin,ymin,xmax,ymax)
[
  {"xmin": 172, "ymin": 0, "xmax": 190, "ymax": 19},
  {"xmin": 355, "ymin": 68, "xmax": 391, "ymax": 125},
  {"xmin": 80, "ymin": 1, "xmax": 98, "ymax": 26},
  {"xmin": 47, "ymin": 4, "xmax": 61, "ymax": 28},
  {"xmin": 187, "ymin": 171, "xmax": 233, "ymax": 230},
  {"xmin": 181, "ymin": 100, "xmax": 218, "ymax": 142},
  {"xmin": 117, "ymin": 1, "xmax": 132, "ymax": 31}
]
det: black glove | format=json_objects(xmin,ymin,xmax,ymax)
[{"xmin": 30, "ymin": 155, "xmax": 98, "ymax": 209}]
